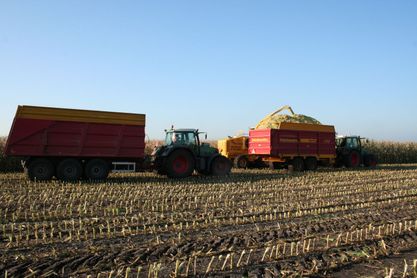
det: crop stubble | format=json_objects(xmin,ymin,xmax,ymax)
[{"xmin": 1, "ymin": 166, "xmax": 417, "ymax": 277}]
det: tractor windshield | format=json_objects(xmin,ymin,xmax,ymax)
[
  {"xmin": 165, "ymin": 131, "xmax": 197, "ymax": 145},
  {"xmin": 336, "ymin": 137, "xmax": 360, "ymax": 149}
]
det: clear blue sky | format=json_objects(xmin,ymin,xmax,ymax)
[{"xmin": 0, "ymin": 1, "xmax": 416, "ymax": 141}]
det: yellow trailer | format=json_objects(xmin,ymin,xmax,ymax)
[{"xmin": 218, "ymin": 135, "xmax": 266, "ymax": 168}]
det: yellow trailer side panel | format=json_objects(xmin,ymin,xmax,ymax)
[{"xmin": 217, "ymin": 136, "xmax": 248, "ymax": 159}]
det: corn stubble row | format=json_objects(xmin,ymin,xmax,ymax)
[{"xmin": 1, "ymin": 166, "xmax": 417, "ymax": 277}]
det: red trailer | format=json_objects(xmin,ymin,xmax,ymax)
[
  {"xmin": 5, "ymin": 105, "xmax": 145, "ymax": 181},
  {"xmin": 248, "ymin": 122, "xmax": 336, "ymax": 171}
]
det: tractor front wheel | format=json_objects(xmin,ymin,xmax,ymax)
[
  {"xmin": 211, "ymin": 156, "xmax": 232, "ymax": 176},
  {"xmin": 165, "ymin": 149, "xmax": 195, "ymax": 178}
]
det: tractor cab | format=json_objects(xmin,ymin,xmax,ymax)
[
  {"xmin": 165, "ymin": 129, "xmax": 198, "ymax": 146},
  {"xmin": 163, "ymin": 128, "xmax": 216, "ymax": 156},
  {"xmin": 335, "ymin": 136, "xmax": 377, "ymax": 168},
  {"xmin": 152, "ymin": 128, "xmax": 231, "ymax": 178},
  {"xmin": 336, "ymin": 136, "xmax": 362, "ymax": 151}
]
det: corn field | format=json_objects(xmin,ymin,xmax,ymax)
[
  {"xmin": 363, "ymin": 140, "xmax": 417, "ymax": 164},
  {"xmin": 1, "ymin": 166, "xmax": 417, "ymax": 277}
]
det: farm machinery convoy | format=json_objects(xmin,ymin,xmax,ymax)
[{"xmin": 4, "ymin": 105, "xmax": 377, "ymax": 181}]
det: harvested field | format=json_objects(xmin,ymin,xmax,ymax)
[{"xmin": 1, "ymin": 166, "xmax": 417, "ymax": 277}]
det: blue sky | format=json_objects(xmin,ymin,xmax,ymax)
[{"xmin": 0, "ymin": 1, "xmax": 416, "ymax": 141}]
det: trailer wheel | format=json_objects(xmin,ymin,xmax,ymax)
[
  {"xmin": 85, "ymin": 159, "xmax": 110, "ymax": 180},
  {"xmin": 344, "ymin": 151, "xmax": 361, "ymax": 168},
  {"xmin": 305, "ymin": 157, "xmax": 318, "ymax": 171},
  {"xmin": 165, "ymin": 149, "xmax": 195, "ymax": 178},
  {"xmin": 27, "ymin": 158, "xmax": 54, "ymax": 181},
  {"xmin": 234, "ymin": 155, "xmax": 248, "ymax": 169},
  {"xmin": 363, "ymin": 154, "xmax": 377, "ymax": 167},
  {"xmin": 57, "ymin": 159, "xmax": 82, "ymax": 181},
  {"xmin": 291, "ymin": 157, "xmax": 305, "ymax": 172},
  {"xmin": 211, "ymin": 156, "xmax": 232, "ymax": 176}
]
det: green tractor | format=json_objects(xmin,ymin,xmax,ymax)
[
  {"xmin": 151, "ymin": 128, "xmax": 232, "ymax": 178},
  {"xmin": 335, "ymin": 136, "xmax": 377, "ymax": 168}
]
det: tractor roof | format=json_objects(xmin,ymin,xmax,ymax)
[{"xmin": 168, "ymin": 128, "xmax": 198, "ymax": 133}]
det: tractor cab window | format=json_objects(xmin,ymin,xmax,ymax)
[
  {"xmin": 345, "ymin": 137, "xmax": 359, "ymax": 149},
  {"xmin": 165, "ymin": 131, "xmax": 196, "ymax": 145}
]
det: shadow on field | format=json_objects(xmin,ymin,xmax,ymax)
[
  {"xmin": 104, "ymin": 170, "xmax": 297, "ymax": 185},
  {"xmin": 4, "ymin": 164, "xmax": 416, "ymax": 185},
  {"xmin": 88, "ymin": 164, "xmax": 417, "ymax": 185},
  {"xmin": 316, "ymin": 164, "xmax": 417, "ymax": 173},
  {"xmin": 371, "ymin": 164, "xmax": 417, "ymax": 170}
]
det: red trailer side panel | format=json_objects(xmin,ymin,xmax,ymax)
[
  {"xmin": 5, "ymin": 106, "xmax": 145, "ymax": 159},
  {"xmin": 249, "ymin": 124, "xmax": 336, "ymax": 159}
]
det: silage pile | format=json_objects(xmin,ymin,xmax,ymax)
[{"xmin": 255, "ymin": 106, "xmax": 321, "ymax": 129}]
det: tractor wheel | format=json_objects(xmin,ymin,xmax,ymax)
[
  {"xmin": 27, "ymin": 158, "xmax": 54, "ymax": 181},
  {"xmin": 234, "ymin": 155, "xmax": 248, "ymax": 169},
  {"xmin": 165, "ymin": 149, "xmax": 195, "ymax": 178},
  {"xmin": 363, "ymin": 154, "xmax": 377, "ymax": 167},
  {"xmin": 85, "ymin": 159, "xmax": 110, "ymax": 180},
  {"xmin": 211, "ymin": 156, "xmax": 232, "ymax": 176},
  {"xmin": 57, "ymin": 159, "xmax": 83, "ymax": 181},
  {"xmin": 305, "ymin": 157, "xmax": 318, "ymax": 171},
  {"xmin": 291, "ymin": 157, "xmax": 305, "ymax": 172},
  {"xmin": 344, "ymin": 151, "xmax": 361, "ymax": 168}
]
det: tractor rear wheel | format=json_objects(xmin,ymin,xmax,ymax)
[
  {"xmin": 165, "ymin": 149, "xmax": 195, "ymax": 178},
  {"xmin": 234, "ymin": 155, "xmax": 248, "ymax": 169},
  {"xmin": 211, "ymin": 156, "xmax": 232, "ymax": 176},
  {"xmin": 291, "ymin": 157, "xmax": 305, "ymax": 172},
  {"xmin": 305, "ymin": 157, "xmax": 318, "ymax": 171},
  {"xmin": 363, "ymin": 154, "xmax": 377, "ymax": 167},
  {"xmin": 27, "ymin": 158, "xmax": 54, "ymax": 181},
  {"xmin": 57, "ymin": 159, "xmax": 82, "ymax": 181},
  {"xmin": 85, "ymin": 159, "xmax": 110, "ymax": 180},
  {"xmin": 344, "ymin": 151, "xmax": 361, "ymax": 168}
]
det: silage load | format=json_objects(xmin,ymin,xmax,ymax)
[{"xmin": 256, "ymin": 106, "xmax": 321, "ymax": 129}]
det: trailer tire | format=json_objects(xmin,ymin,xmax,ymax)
[
  {"xmin": 210, "ymin": 156, "xmax": 232, "ymax": 176},
  {"xmin": 291, "ymin": 157, "xmax": 305, "ymax": 172},
  {"xmin": 305, "ymin": 157, "xmax": 318, "ymax": 171},
  {"xmin": 344, "ymin": 151, "xmax": 361, "ymax": 168},
  {"xmin": 85, "ymin": 159, "xmax": 110, "ymax": 180},
  {"xmin": 363, "ymin": 154, "xmax": 377, "ymax": 167},
  {"xmin": 57, "ymin": 159, "xmax": 83, "ymax": 181},
  {"xmin": 27, "ymin": 158, "xmax": 54, "ymax": 181},
  {"xmin": 234, "ymin": 155, "xmax": 248, "ymax": 169},
  {"xmin": 165, "ymin": 149, "xmax": 195, "ymax": 178}
]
